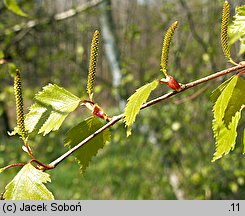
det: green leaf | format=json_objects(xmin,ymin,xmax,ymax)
[
  {"xmin": 124, "ymin": 80, "xmax": 159, "ymax": 136},
  {"xmin": 3, "ymin": 163, "xmax": 54, "ymax": 200},
  {"xmin": 25, "ymin": 103, "xmax": 49, "ymax": 134},
  {"xmin": 223, "ymin": 76, "xmax": 245, "ymax": 126},
  {"xmin": 213, "ymin": 76, "xmax": 238, "ymax": 122},
  {"xmin": 211, "ymin": 76, "xmax": 244, "ymax": 162},
  {"xmin": 3, "ymin": 0, "xmax": 27, "ymax": 17},
  {"xmin": 229, "ymin": 5, "xmax": 245, "ymax": 55},
  {"xmin": 212, "ymin": 112, "xmax": 241, "ymax": 162},
  {"xmin": 25, "ymin": 84, "xmax": 80, "ymax": 136},
  {"xmin": 64, "ymin": 116, "xmax": 111, "ymax": 173},
  {"xmin": 210, "ymin": 77, "xmax": 232, "ymax": 103}
]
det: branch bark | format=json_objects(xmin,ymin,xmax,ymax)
[
  {"xmin": 173, "ymin": 83, "xmax": 211, "ymax": 105},
  {"xmin": 48, "ymin": 63, "xmax": 245, "ymax": 168}
]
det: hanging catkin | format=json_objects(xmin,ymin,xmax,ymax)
[{"xmin": 87, "ymin": 30, "xmax": 100, "ymax": 100}]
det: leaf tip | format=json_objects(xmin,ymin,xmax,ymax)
[
  {"xmin": 3, "ymin": 0, "xmax": 28, "ymax": 17},
  {"xmin": 211, "ymin": 155, "xmax": 220, "ymax": 163},
  {"xmin": 126, "ymin": 126, "xmax": 132, "ymax": 137}
]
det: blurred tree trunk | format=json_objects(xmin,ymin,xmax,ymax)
[
  {"xmin": 0, "ymin": 101, "xmax": 10, "ymax": 134},
  {"xmin": 99, "ymin": 0, "xmax": 124, "ymax": 107},
  {"xmin": 167, "ymin": 169, "xmax": 185, "ymax": 199}
]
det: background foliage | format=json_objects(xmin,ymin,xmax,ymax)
[{"xmin": 0, "ymin": 0, "xmax": 245, "ymax": 199}]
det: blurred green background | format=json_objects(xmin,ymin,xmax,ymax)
[{"xmin": 0, "ymin": 0, "xmax": 245, "ymax": 199}]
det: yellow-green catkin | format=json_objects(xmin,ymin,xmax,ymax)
[
  {"xmin": 14, "ymin": 70, "xmax": 27, "ymax": 140},
  {"xmin": 161, "ymin": 21, "xmax": 178, "ymax": 76},
  {"xmin": 221, "ymin": 1, "xmax": 231, "ymax": 61},
  {"xmin": 87, "ymin": 30, "xmax": 100, "ymax": 100}
]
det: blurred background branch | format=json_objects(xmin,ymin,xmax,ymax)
[{"xmin": 0, "ymin": 0, "xmax": 104, "ymax": 38}]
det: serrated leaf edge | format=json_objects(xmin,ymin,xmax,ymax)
[
  {"xmin": 64, "ymin": 116, "xmax": 111, "ymax": 174},
  {"xmin": 25, "ymin": 83, "xmax": 80, "ymax": 135},
  {"xmin": 124, "ymin": 80, "xmax": 159, "ymax": 136}
]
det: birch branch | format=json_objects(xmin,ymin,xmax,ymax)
[{"xmin": 48, "ymin": 63, "xmax": 245, "ymax": 168}]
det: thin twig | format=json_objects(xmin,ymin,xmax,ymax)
[
  {"xmin": 173, "ymin": 83, "xmax": 211, "ymax": 105},
  {"xmin": 23, "ymin": 142, "xmax": 35, "ymax": 159},
  {"xmin": 1, "ymin": 163, "xmax": 26, "ymax": 172},
  {"xmin": 142, "ymin": 64, "xmax": 244, "ymax": 108},
  {"xmin": 29, "ymin": 159, "xmax": 54, "ymax": 171},
  {"xmin": 48, "ymin": 64, "xmax": 245, "ymax": 168},
  {"xmin": 238, "ymin": 69, "xmax": 245, "ymax": 76},
  {"xmin": 49, "ymin": 114, "xmax": 124, "ymax": 168}
]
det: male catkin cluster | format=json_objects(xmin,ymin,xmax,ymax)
[
  {"xmin": 221, "ymin": 1, "xmax": 231, "ymax": 60},
  {"xmin": 14, "ymin": 70, "xmax": 27, "ymax": 140},
  {"xmin": 87, "ymin": 30, "xmax": 100, "ymax": 100},
  {"xmin": 161, "ymin": 21, "xmax": 178, "ymax": 75}
]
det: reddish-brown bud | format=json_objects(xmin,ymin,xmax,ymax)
[
  {"xmin": 92, "ymin": 104, "xmax": 111, "ymax": 122},
  {"xmin": 83, "ymin": 100, "xmax": 111, "ymax": 122},
  {"xmin": 160, "ymin": 75, "xmax": 182, "ymax": 91}
]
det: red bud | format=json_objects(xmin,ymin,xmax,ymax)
[
  {"xmin": 92, "ymin": 104, "xmax": 111, "ymax": 122},
  {"xmin": 160, "ymin": 75, "xmax": 182, "ymax": 91}
]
